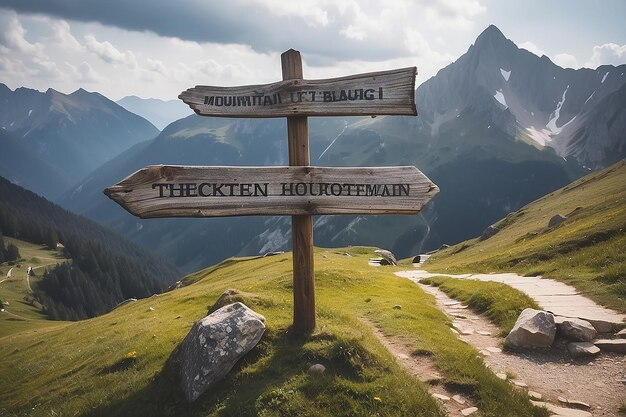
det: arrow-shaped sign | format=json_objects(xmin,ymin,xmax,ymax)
[
  {"xmin": 179, "ymin": 67, "xmax": 416, "ymax": 118},
  {"xmin": 104, "ymin": 165, "xmax": 438, "ymax": 218}
]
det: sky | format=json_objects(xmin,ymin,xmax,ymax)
[{"xmin": 0, "ymin": 0, "xmax": 625, "ymax": 101}]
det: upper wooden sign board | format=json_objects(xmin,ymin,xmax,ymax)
[
  {"xmin": 104, "ymin": 165, "xmax": 438, "ymax": 218},
  {"xmin": 179, "ymin": 67, "xmax": 417, "ymax": 118}
]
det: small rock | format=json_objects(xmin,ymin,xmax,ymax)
[
  {"xmin": 505, "ymin": 308, "xmax": 556, "ymax": 348},
  {"xmin": 479, "ymin": 224, "xmax": 499, "ymax": 241},
  {"xmin": 459, "ymin": 328, "xmax": 474, "ymax": 335},
  {"xmin": 412, "ymin": 255, "xmax": 421, "ymax": 263},
  {"xmin": 616, "ymin": 328, "xmax": 626, "ymax": 339},
  {"xmin": 513, "ymin": 380, "xmax": 528, "ymax": 388},
  {"xmin": 147, "ymin": 307, "xmax": 155, "ymax": 312},
  {"xmin": 548, "ymin": 214, "xmax": 567, "ymax": 227},
  {"xmin": 396, "ymin": 353, "xmax": 409, "ymax": 360},
  {"xmin": 594, "ymin": 339, "xmax": 626, "ymax": 353},
  {"xmin": 558, "ymin": 397, "xmax": 568, "ymax": 404},
  {"xmin": 461, "ymin": 407, "xmax": 478, "ymax": 416},
  {"xmin": 392, "ymin": 305, "xmax": 402, "ymax": 310},
  {"xmin": 555, "ymin": 317, "xmax": 597, "ymax": 342},
  {"xmin": 528, "ymin": 391, "xmax": 542, "ymax": 400},
  {"xmin": 374, "ymin": 249, "xmax": 397, "ymax": 266},
  {"xmin": 452, "ymin": 394, "xmax": 466, "ymax": 404},
  {"xmin": 477, "ymin": 330, "xmax": 491, "ymax": 336},
  {"xmin": 486, "ymin": 347, "xmax": 501, "ymax": 353},
  {"xmin": 308, "ymin": 364, "xmax": 326, "ymax": 376},
  {"xmin": 567, "ymin": 342, "xmax": 600, "ymax": 358},
  {"xmin": 496, "ymin": 373, "xmax": 507, "ymax": 380},
  {"xmin": 343, "ymin": 252, "xmax": 352, "ymax": 257},
  {"xmin": 444, "ymin": 301, "xmax": 460, "ymax": 306},
  {"xmin": 531, "ymin": 401, "xmax": 592, "ymax": 417},
  {"xmin": 480, "ymin": 350, "xmax": 491, "ymax": 356},
  {"xmin": 432, "ymin": 393, "xmax": 450, "ymax": 401},
  {"xmin": 567, "ymin": 400, "xmax": 591, "ymax": 409}
]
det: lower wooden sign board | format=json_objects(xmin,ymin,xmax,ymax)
[{"xmin": 104, "ymin": 165, "xmax": 439, "ymax": 218}]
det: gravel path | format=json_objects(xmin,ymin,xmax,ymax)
[{"xmin": 414, "ymin": 281, "xmax": 625, "ymax": 417}]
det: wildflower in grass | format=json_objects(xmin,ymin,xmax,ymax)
[
  {"xmin": 373, "ymin": 396, "xmax": 382, "ymax": 402},
  {"xmin": 126, "ymin": 351, "xmax": 137, "ymax": 358}
]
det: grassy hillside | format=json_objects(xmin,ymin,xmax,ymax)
[
  {"xmin": 426, "ymin": 160, "xmax": 626, "ymax": 312},
  {"xmin": 0, "ymin": 247, "xmax": 544, "ymax": 417},
  {"xmin": 0, "ymin": 237, "xmax": 68, "ymax": 336}
]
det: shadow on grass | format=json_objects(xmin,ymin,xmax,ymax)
[{"xmin": 83, "ymin": 327, "xmax": 319, "ymax": 417}]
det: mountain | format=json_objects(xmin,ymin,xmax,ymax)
[
  {"xmin": 418, "ymin": 25, "xmax": 626, "ymax": 170},
  {"xmin": 0, "ymin": 84, "xmax": 160, "ymax": 199},
  {"xmin": 61, "ymin": 25, "xmax": 625, "ymax": 272},
  {"xmin": 117, "ymin": 95, "xmax": 193, "ymax": 130},
  {"xmin": 426, "ymin": 160, "xmax": 626, "ymax": 312},
  {"xmin": 0, "ymin": 176, "xmax": 180, "ymax": 320}
]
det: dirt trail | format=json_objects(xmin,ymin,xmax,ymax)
[
  {"xmin": 361, "ymin": 318, "xmax": 479, "ymax": 417},
  {"xmin": 416, "ymin": 282, "xmax": 625, "ymax": 417}
]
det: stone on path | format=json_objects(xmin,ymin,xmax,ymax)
[
  {"xmin": 485, "ymin": 346, "xmax": 501, "ymax": 353},
  {"xmin": 555, "ymin": 317, "xmax": 597, "ymax": 342},
  {"xmin": 477, "ymin": 330, "xmax": 491, "ymax": 336},
  {"xmin": 461, "ymin": 407, "xmax": 478, "ymax": 416},
  {"xmin": 512, "ymin": 380, "xmax": 528, "ymax": 388},
  {"xmin": 452, "ymin": 394, "xmax": 466, "ymax": 404},
  {"xmin": 531, "ymin": 401, "xmax": 592, "ymax": 417},
  {"xmin": 178, "ymin": 302, "xmax": 266, "ymax": 402},
  {"xmin": 616, "ymin": 328, "xmax": 626, "ymax": 339},
  {"xmin": 567, "ymin": 342, "xmax": 600, "ymax": 358},
  {"xmin": 594, "ymin": 339, "xmax": 626, "ymax": 353},
  {"xmin": 374, "ymin": 249, "xmax": 397, "ymax": 266},
  {"xmin": 505, "ymin": 308, "xmax": 556, "ymax": 349},
  {"xmin": 496, "ymin": 372, "xmax": 507, "ymax": 380},
  {"xmin": 528, "ymin": 391, "xmax": 542, "ymax": 400},
  {"xmin": 431, "ymin": 393, "xmax": 450, "ymax": 401}
]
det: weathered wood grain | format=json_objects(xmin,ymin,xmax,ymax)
[
  {"xmin": 282, "ymin": 49, "xmax": 316, "ymax": 334},
  {"xmin": 103, "ymin": 165, "xmax": 439, "ymax": 219},
  {"xmin": 179, "ymin": 67, "xmax": 417, "ymax": 118}
]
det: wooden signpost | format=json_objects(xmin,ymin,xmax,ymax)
[{"xmin": 106, "ymin": 49, "xmax": 439, "ymax": 334}]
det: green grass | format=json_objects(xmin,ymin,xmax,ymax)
[
  {"xmin": 0, "ymin": 237, "xmax": 67, "ymax": 336},
  {"xmin": 420, "ymin": 276, "xmax": 540, "ymax": 335},
  {"xmin": 426, "ymin": 161, "xmax": 626, "ymax": 312},
  {"xmin": 0, "ymin": 247, "xmax": 546, "ymax": 417}
]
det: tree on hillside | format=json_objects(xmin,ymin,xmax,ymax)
[
  {"xmin": 45, "ymin": 228, "xmax": 58, "ymax": 250},
  {"xmin": 6, "ymin": 243, "xmax": 20, "ymax": 262},
  {"xmin": 0, "ymin": 231, "xmax": 5, "ymax": 264}
]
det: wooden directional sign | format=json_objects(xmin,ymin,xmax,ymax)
[
  {"xmin": 104, "ymin": 165, "xmax": 439, "ymax": 219},
  {"xmin": 179, "ymin": 67, "xmax": 417, "ymax": 118}
]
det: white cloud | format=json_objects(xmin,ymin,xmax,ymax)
[
  {"xmin": 518, "ymin": 41, "xmax": 546, "ymax": 57},
  {"xmin": 84, "ymin": 35, "xmax": 137, "ymax": 68},
  {"xmin": 554, "ymin": 53, "xmax": 579, "ymax": 69},
  {"xmin": 0, "ymin": 14, "xmax": 42, "ymax": 55},
  {"xmin": 251, "ymin": 0, "xmax": 330, "ymax": 27},
  {"xmin": 585, "ymin": 43, "xmax": 626, "ymax": 68},
  {"xmin": 49, "ymin": 20, "xmax": 82, "ymax": 51}
]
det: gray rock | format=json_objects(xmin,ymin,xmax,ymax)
[
  {"xmin": 392, "ymin": 304, "xmax": 402, "ymax": 310},
  {"xmin": 594, "ymin": 339, "xmax": 626, "ymax": 353},
  {"xmin": 505, "ymin": 308, "xmax": 556, "ymax": 348},
  {"xmin": 548, "ymin": 214, "xmax": 567, "ymax": 227},
  {"xmin": 374, "ymin": 249, "xmax": 397, "ymax": 266},
  {"xmin": 567, "ymin": 342, "xmax": 600, "ymax": 358},
  {"xmin": 308, "ymin": 363, "xmax": 326, "ymax": 376},
  {"xmin": 616, "ymin": 328, "xmax": 626, "ymax": 339},
  {"xmin": 479, "ymin": 225, "xmax": 499, "ymax": 241},
  {"xmin": 555, "ymin": 317, "xmax": 597, "ymax": 342},
  {"xmin": 178, "ymin": 302, "xmax": 266, "ymax": 402},
  {"xmin": 412, "ymin": 255, "xmax": 421, "ymax": 263}
]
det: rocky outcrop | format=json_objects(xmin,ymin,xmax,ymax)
[
  {"xmin": 374, "ymin": 249, "xmax": 397, "ymax": 266},
  {"xmin": 178, "ymin": 302, "xmax": 266, "ymax": 402},
  {"xmin": 505, "ymin": 308, "xmax": 556, "ymax": 348},
  {"xmin": 594, "ymin": 339, "xmax": 626, "ymax": 354},
  {"xmin": 555, "ymin": 317, "xmax": 597, "ymax": 342},
  {"xmin": 479, "ymin": 225, "xmax": 499, "ymax": 241},
  {"xmin": 548, "ymin": 214, "xmax": 567, "ymax": 228}
]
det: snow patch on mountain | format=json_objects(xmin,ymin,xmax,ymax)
[
  {"xmin": 546, "ymin": 85, "xmax": 570, "ymax": 135},
  {"xmin": 585, "ymin": 91, "xmax": 596, "ymax": 104},
  {"xmin": 525, "ymin": 126, "xmax": 553, "ymax": 146},
  {"xmin": 500, "ymin": 68, "xmax": 511, "ymax": 81},
  {"xmin": 258, "ymin": 228, "xmax": 289, "ymax": 253},
  {"xmin": 493, "ymin": 90, "xmax": 508, "ymax": 108},
  {"xmin": 601, "ymin": 71, "xmax": 609, "ymax": 83}
]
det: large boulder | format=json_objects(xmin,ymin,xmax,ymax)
[
  {"xmin": 548, "ymin": 214, "xmax": 567, "ymax": 228},
  {"xmin": 374, "ymin": 249, "xmax": 397, "ymax": 266},
  {"xmin": 178, "ymin": 302, "xmax": 266, "ymax": 402},
  {"xmin": 505, "ymin": 308, "xmax": 556, "ymax": 349},
  {"xmin": 555, "ymin": 317, "xmax": 597, "ymax": 342},
  {"xmin": 479, "ymin": 225, "xmax": 499, "ymax": 241}
]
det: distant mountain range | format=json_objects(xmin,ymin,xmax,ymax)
[
  {"xmin": 4, "ymin": 25, "xmax": 625, "ymax": 272},
  {"xmin": 0, "ymin": 85, "xmax": 159, "ymax": 199},
  {"xmin": 116, "ymin": 95, "xmax": 192, "ymax": 130}
]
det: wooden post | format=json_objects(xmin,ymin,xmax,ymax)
[{"xmin": 281, "ymin": 49, "xmax": 315, "ymax": 334}]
